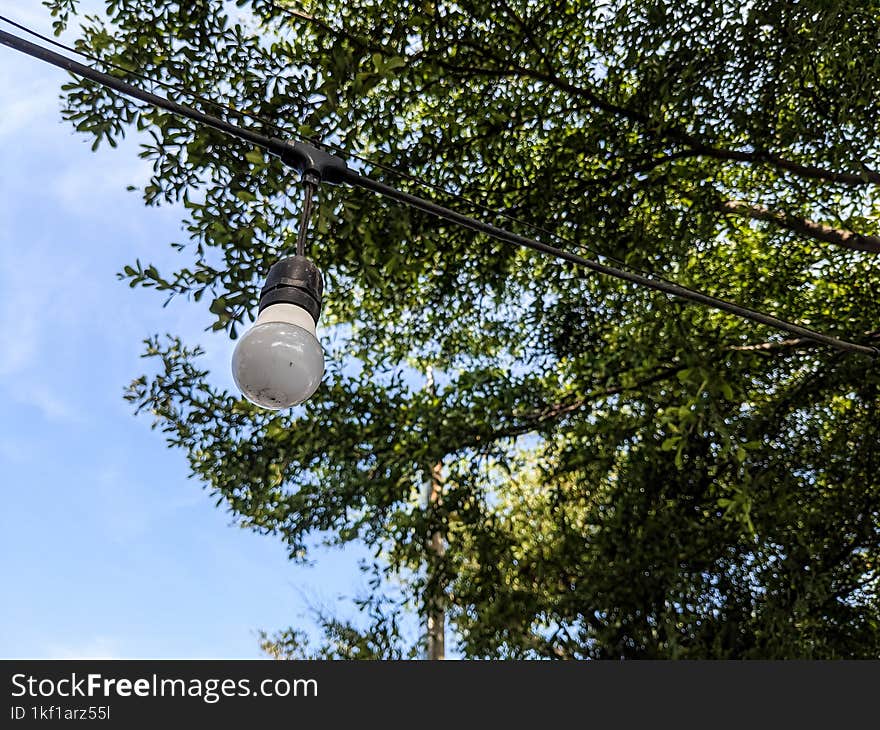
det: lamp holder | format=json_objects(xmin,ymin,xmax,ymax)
[{"xmin": 258, "ymin": 255, "xmax": 323, "ymax": 323}]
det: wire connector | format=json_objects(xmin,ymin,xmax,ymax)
[{"xmin": 272, "ymin": 139, "xmax": 350, "ymax": 184}]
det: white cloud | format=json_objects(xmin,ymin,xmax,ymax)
[
  {"xmin": 0, "ymin": 84, "xmax": 58, "ymax": 140},
  {"xmin": 0, "ymin": 272, "xmax": 40, "ymax": 377},
  {"xmin": 0, "ymin": 241, "xmax": 97, "ymax": 425},
  {"xmin": 44, "ymin": 636, "xmax": 122, "ymax": 660},
  {"xmin": 0, "ymin": 434, "xmax": 32, "ymax": 463},
  {"xmin": 14, "ymin": 383, "xmax": 85, "ymax": 424},
  {"xmin": 1, "ymin": 6, "xmax": 58, "ymax": 31},
  {"xmin": 87, "ymin": 463, "xmax": 205, "ymax": 545},
  {"xmin": 52, "ymin": 154, "xmax": 156, "ymax": 215},
  {"xmin": 0, "ymin": 245, "xmax": 87, "ymax": 375}
]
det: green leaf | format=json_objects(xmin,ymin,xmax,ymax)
[{"xmin": 661, "ymin": 436, "xmax": 679, "ymax": 451}]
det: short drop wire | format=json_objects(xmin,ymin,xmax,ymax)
[
  {"xmin": 0, "ymin": 24, "xmax": 876, "ymax": 358},
  {"xmin": 296, "ymin": 175, "xmax": 318, "ymax": 257}
]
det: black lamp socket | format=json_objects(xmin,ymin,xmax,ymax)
[{"xmin": 258, "ymin": 256, "xmax": 323, "ymax": 323}]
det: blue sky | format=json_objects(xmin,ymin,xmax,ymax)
[{"xmin": 0, "ymin": 5, "xmax": 366, "ymax": 658}]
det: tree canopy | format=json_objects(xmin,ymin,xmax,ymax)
[{"xmin": 47, "ymin": 0, "xmax": 880, "ymax": 658}]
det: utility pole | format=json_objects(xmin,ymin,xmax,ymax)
[{"xmin": 424, "ymin": 366, "xmax": 445, "ymax": 660}]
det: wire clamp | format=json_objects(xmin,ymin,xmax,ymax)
[{"xmin": 272, "ymin": 139, "xmax": 349, "ymax": 184}]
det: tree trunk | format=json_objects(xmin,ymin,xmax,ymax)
[
  {"xmin": 424, "ymin": 366, "xmax": 445, "ymax": 660},
  {"xmin": 425, "ymin": 459, "xmax": 445, "ymax": 660}
]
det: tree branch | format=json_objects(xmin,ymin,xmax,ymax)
[
  {"xmin": 277, "ymin": 5, "xmax": 880, "ymax": 188},
  {"xmin": 719, "ymin": 200, "xmax": 880, "ymax": 253},
  {"xmin": 729, "ymin": 337, "xmax": 817, "ymax": 353},
  {"xmin": 471, "ymin": 364, "xmax": 684, "ymax": 448},
  {"xmin": 429, "ymin": 56, "xmax": 880, "ymax": 188},
  {"xmin": 273, "ymin": 3, "xmax": 397, "ymax": 56},
  {"xmin": 731, "ymin": 330, "xmax": 880, "ymax": 354},
  {"xmin": 471, "ymin": 328, "xmax": 879, "ymax": 449}
]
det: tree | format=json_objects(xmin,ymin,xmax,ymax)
[{"xmin": 47, "ymin": 0, "xmax": 880, "ymax": 658}]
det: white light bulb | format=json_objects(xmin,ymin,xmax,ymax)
[{"xmin": 232, "ymin": 303, "xmax": 324, "ymax": 409}]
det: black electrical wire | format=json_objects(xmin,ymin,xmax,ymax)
[
  {"xmin": 348, "ymin": 173, "xmax": 879, "ymax": 356},
  {"xmin": 296, "ymin": 175, "xmax": 318, "ymax": 256},
  {"xmin": 0, "ymin": 27, "xmax": 291, "ymax": 156},
  {"xmin": 257, "ymin": 4, "xmax": 761, "ymax": 284},
  {"xmin": 1, "ymin": 25, "xmax": 876, "ymax": 358},
  {"xmin": 0, "ymin": 12, "xmax": 659, "ymax": 278},
  {"xmin": 0, "ymin": 12, "xmax": 443, "ymax": 191},
  {"xmin": 0, "ymin": 13, "xmax": 331, "ymax": 151}
]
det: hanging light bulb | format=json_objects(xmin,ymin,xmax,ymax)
[
  {"xmin": 232, "ymin": 176, "xmax": 324, "ymax": 409},
  {"xmin": 232, "ymin": 255, "xmax": 325, "ymax": 409}
]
